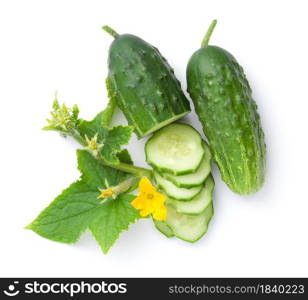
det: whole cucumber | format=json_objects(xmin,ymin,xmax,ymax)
[
  {"xmin": 103, "ymin": 26, "xmax": 190, "ymax": 139},
  {"xmin": 186, "ymin": 20, "xmax": 266, "ymax": 195}
]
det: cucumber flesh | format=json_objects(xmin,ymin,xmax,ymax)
[
  {"xmin": 153, "ymin": 220, "xmax": 174, "ymax": 238},
  {"xmin": 166, "ymin": 202, "xmax": 214, "ymax": 242},
  {"xmin": 167, "ymin": 175, "xmax": 214, "ymax": 215},
  {"xmin": 145, "ymin": 123, "xmax": 204, "ymax": 175},
  {"xmin": 162, "ymin": 142, "xmax": 212, "ymax": 187},
  {"xmin": 154, "ymin": 172, "xmax": 203, "ymax": 201}
]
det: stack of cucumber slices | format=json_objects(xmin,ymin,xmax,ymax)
[{"xmin": 145, "ymin": 123, "xmax": 215, "ymax": 242}]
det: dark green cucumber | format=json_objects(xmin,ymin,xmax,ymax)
[
  {"xmin": 103, "ymin": 26, "xmax": 190, "ymax": 139},
  {"xmin": 186, "ymin": 20, "xmax": 266, "ymax": 195}
]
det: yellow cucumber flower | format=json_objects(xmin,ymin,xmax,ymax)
[
  {"xmin": 97, "ymin": 187, "xmax": 114, "ymax": 199},
  {"xmin": 131, "ymin": 177, "xmax": 167, "ymax": 221},
  {"xmin": 97, "ymin": 177, "xmax": 136, "ymax": 202}
]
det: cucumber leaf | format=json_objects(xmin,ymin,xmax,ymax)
[
  {"xmin": 116, "ymin": 149, "xmax": 133, "ymax": 165},
  {"xmin": 77, "ymin": 149, "xmax": 130, "ymax": 189},
  {"xmin": 27, "ymin": 180, "xmax": 100, "ymax": 243},
  {"xmin": 101, "ymin": 125, "xmax": 134, "ymax": 164},
  {"xmin": 89, "ymin": 193, "xmax": 138, "ymax": 253},
  {"xmin": 27, "ymin": 150, "xmax": 140, "ymax": 253},
  {"xmin": 78, "ymin": 117, "xmax": 133, "ymax": 165},
  {"xmin": 77, "ymin": 112, "xmax": 108, "ymax": 140}
]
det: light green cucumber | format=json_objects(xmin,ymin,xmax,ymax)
[
  {"xmin": 153, "ymin": 220, "xmax": 174, "ymax": 238},
  {"xmin": 167, "ymin": 175, "xmax": 214, "ymax": 215},
  {"xmin": 165, "ymin": 202, "xmax": 214, "ymax": 242},
  {"xmin": 154, "ymin": 172, "xmax": 203, "ymax": 201},
  {"xmin": 161, "ymin": 142, "xmax": 212, "ymax": 187},
  {"xmin": 145, "ymin": 123, "xmax": 204, "ymax": 175}
]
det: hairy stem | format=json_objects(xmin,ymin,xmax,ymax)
[
  {"xmin": 98, "ymin": 154, "xmax": 152, "ymax": 177},
  {"xmin": 201, "ymin": 19, "xmax": 217, "ymax": 48}
]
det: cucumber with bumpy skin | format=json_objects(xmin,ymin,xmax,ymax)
[
  {"xmin": 146, "ymin": 123, "xmax": 204, "ymax": 175},
  {"xmin": 154, "ymin": 172, "xmax": 203, "ymax": 201},
  {"xmin": 154, "ymin": 220, "xmax": 174, "ymax": 238},
  {"xmin": 165, "ymin": 202, "xmax": 214, "ymax": 242},
  {"xmin": 186, "ymin": 20, "xmax": 266, "ymax": 195},
  {"xmin": 167, "ymin": 175, "xmax": 214, "ymax": 215},
  {"xmin": 103, "ymin": 26, "xmax": 191, "ymax": 139},
  {"xmin": 161, "ymin": 142, "xmax": 211, "ymax": 188}
]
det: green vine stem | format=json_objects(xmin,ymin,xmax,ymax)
[
  {"xmin": 201, "ymin": 19, "xmax": 217, "ymax": 48},
  {"xmin": 101, "ymin": 158, "xmax": 152, "ymax": 177}
]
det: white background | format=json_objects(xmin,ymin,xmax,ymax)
[{"xmin": 0, "ymin": 0, "xmax": 307, "ymax": 277}]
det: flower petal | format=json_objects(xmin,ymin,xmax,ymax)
[
  {"xmin": 139, "ymin": 177, "xmax": 156, "ymax": 194},
  {"xmin": 131, "ymin": 195, "xmax": 146, "ymax": 210},
  {"xmin": 153, "ymin": 192, "xmax": 166, "ymax": 206},
  {"xmin": 152, "ymin": 204, "xmax": 167, "ymax": 221},
  {"xmin": 140, "ymin": 209, "xmax": 151, "ymax": 217},
  {"xmin": 132, "ymin": 177, "xmax": 167, "ymax": 220}
]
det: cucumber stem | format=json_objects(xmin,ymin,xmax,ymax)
[
  {"xmin": 99, "ymin": 155, "xmax": 152, "ymax": 178},
  {"xmin": 102, "ymin": 25, "xmax": 119, "ymax": 38},
  {"xmin": 201, "ymin": 19, "xmax": 217, "ymax": 47}
]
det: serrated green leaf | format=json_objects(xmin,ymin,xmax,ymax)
[
  {"xmin": 28, "ymin": 150, "xmax": 140, "ymax": 253},
  {"xmin": 77, "ymin": 150, "xmax": 129, "ymax": 188},
  {"xmin": 116, "ymin": 149, "xmax": 133, "ymax": 165},
  {"xmin": 89, "ymin": 193, "xmax": 139, "ymax": 253},
  {"xmin": 27, "ymin": 180, "xmax": 99, "ymax": 243},
  {"xmin": 101, "ymin": 125, "xmax": 133, "ymax": 164},
  {"xmin": 77, "ymin": 111, "xmax": 133, "ymax": 165},
  {"xmin": 77, "ymin": 112, "xmax": 109, "ymax": 140}
]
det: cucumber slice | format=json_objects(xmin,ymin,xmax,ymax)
[
  {"xmin": 154, "ymin": 172, "xmax": 203, "ymax": 200},
  {"xmin": 162, "ymin": 142, "xmax": 212, "ymax": 187},
  {"xmin": 153, "ymin": 220, "xmax": 174, "ymax": 238},
  {"xmin": 167, "ymin": 175, "xmax": 214, "ymax": 215},
  {"xmin": 166, "ymin": 202, "xmax": 214, "ymax": 242},
  {"xmin": 145, "ymin": 123, "xmax": 204, "ymax": 175}
]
